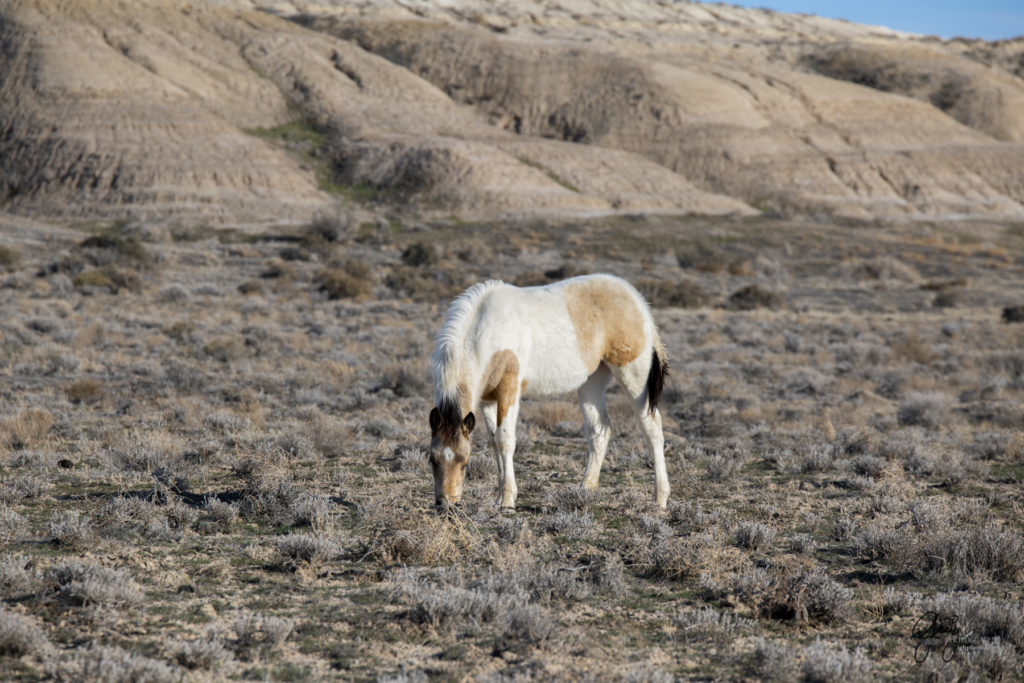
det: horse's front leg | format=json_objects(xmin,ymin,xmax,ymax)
[
  {"xmin": 481, "ymin": 402, "xmax": 504, "ymax": 502},
  {"xmin": 495, "ymin": 401, "xmax": 520, "ymax": 510}
]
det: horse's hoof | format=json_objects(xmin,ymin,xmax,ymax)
[{"xmin": 499, "ymin": 506, "xmax": 517, "ymax": 516}]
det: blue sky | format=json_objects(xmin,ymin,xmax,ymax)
[{"xmin": 712, "ymin": 1, "xmax": 1024, "ymax": 40}]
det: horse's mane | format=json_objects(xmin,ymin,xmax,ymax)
[{"xmin": 431, "ymin": 280, "xmax": 505, "ymax": 440}]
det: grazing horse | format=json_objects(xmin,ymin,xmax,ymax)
[{"xmin": 428, "ymin": 274, "xmax": 669, "ymax": 510}]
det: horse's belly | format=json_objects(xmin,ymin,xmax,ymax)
[{"xmin": 521, "ymin": 348, "xmax": 590, "ymax": 397}]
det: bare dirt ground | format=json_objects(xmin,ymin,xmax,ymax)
[{"xmin": 1, "ymin": 211, "xmax": 1023, "ymax": 680}]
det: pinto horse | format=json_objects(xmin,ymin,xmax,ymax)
[{"xmin": 428, "ymin": 274, "xmax": 669, "ymax": 510}]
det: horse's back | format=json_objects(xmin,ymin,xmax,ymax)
[{"xmin": 473, "ymin": 275, "xmax": 654, "ymax": 395}]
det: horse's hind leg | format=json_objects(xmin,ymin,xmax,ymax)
[
  {"xmin": 611, "ymin": 357, "xmax": 669, "ymax": 508},
  {"xmin": 578, "ymin": 363, "xmax": 613, "ymax": 490}
]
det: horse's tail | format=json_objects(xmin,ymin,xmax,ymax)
[{"xmin": 646, "ymin": 336, "xmax": 669, "ymax": 415}]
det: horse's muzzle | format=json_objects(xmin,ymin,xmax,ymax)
[{"xmin": 435, "ymin": 499, "xmax": 461, "ymax": 516}]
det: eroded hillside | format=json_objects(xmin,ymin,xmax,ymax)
[{"xmin": 1, "ymin": 0, "xmax": 1023, "ymax": 223}]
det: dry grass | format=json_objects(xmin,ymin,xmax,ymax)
[{"xmin": 0, "ymin": 214, "xmax": 1022, "ymax": 679}]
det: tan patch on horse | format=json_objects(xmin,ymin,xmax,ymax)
[
  {"xmin": 481, "ymin": 349, "xmax": 520, "ymax": 427},
  {"xmin": 566, "ymin": 279, "xmax": 645, "ymax": 371}
]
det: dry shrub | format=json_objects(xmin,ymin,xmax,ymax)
[
  {"xmin": 723, "ymin": 284, "xmax": 781, "ymax": 311},
  {"xmin": 377, "ymin": 361, "xmax": 431, "ymax": 399},
  {"xmin": 635, "ymin": 278, "xmax": 710, "ymax": 308},
  {"xmin": 748, "ymin": 638, "xmax": 798, "ymax": 680},
  {"xmin": 157, "ymin": 283, "xmax": 190, "ymax": 303},
  {"xmin": 801, "ymin": 639, "xmax": 872, "ymax": 683},
  {"xmin": 547, "ymin": 484, "xmax": 597, "ymax": 513},
  {"xmin": 169, "ymin": 631, "xmax": 233, "ymax": 671},
  {"xmin": 676, "ymin": 242, "xmax": 727, "ymax": 271},
  {"xmin": 61, "ymin": 644, "xmax": 179, "ymax": 683},
  {"xmin": 922, "ymin": 592, "xmax": 1024, "ymax": 646},
  {"xmin": 0, "ymin": 408, "xmax": 54, "ymax": 450},
  {"xmin": 359, "ymin": 494, "xmax": 474, "ymax": 566},
  {"xmin": 232, "ymin": 611, "xmax": 295, "ymax": 651},
  {"xmin": 79, "ymin": 231, "xmax": 150, "ymax": 266},
  {"xmin": 308, "ymin": 414, "xmax": 357, "ymax": 459},
  {"xmin": 319, "ymin": 261, "xmax": 374, "ymax": 300},
  {"xmin": 368, "ymin": 515, "xmax": 471, "ymax": 566},
  {"xmin": 305, "ymin": 212, "xmax": 351, "ymax": 244},
  {"xmin": 788, "ymin": 534, "xmax": 816, "ymax": 555},
  {"xmin": 674, "ymin": 606, "xmax": 757, "ymax": 643},
  {"xmin": 0, "ymin": 506, "xmax": 27, "ymax": 544},
  {"xmin": 203, "ymin": 335, "xmax": 247, "ymax": 363},
  {"xmin": 913, "ymin": 525, "xmax": 1024, "ymax": 583},
  {"xmin": 390, "ymin": 568, "xmax": 554, "ymax": 644},
  {"xmin": 72, "ymin": 266, "xmax": 143, "ymax": 293},
  {"xmin": 65, "ymin": 378, "xmax": 105, "ymax": 404},
  {"xmin": 49, "ymin": 510, "xmax": 96, "ymax": 551},
  {"xmin": 702, "ymin": 568, "xmax": 852, "ymax": 623},
  {"xmin": 541, "ymin": 510, "xmax": 594, "ymax": 538},
  {"xmin": 1001, "ymin": 304, "xmax": 1024, "ymax": 323},
  {"xmin": 385, "ymin": 264, "xmax": 458, "ymax": 301},
  {"xmin": 520, "ymin": 399, "xmax": 579, "ymax": 433},
  {"xmin": 47, "ymin": 559, "xmax": 144, "ymax": 608},
  {"xmin": 0, "ymin": 607, "xmax": 50, "ymax": 656},
  {"xmin": 852, "ymin": 517, "xmax": 1024, "ymax": 583},
  {"xmin": 890, "ymin": 333, "xmax": 937, "ymax": 364},
  {"xmin": 702, "ymin": 448, "xmax": 748, "ymax": 480},
  {"xmin": 401, "ymin": 241, "xmax": 437, "ymax": 267},
  {"xmin": 838, "ymin": 255, "xmax": 919, "ymax": 282},
  {"xmin": 626, "ymin": 531, "xmax": 730, "ymax": 581},
  {"xmin": 962, "ymin": 638, "xmax": 1018, "ymax": 680},
  {"xmin": 0, "ymin": 554, "xmax": 42, "ymax": 597},
  {"xmin": 275, "ymin": 533, "xmax": 341, "ymax": 570},
  {"xmin": 897, "ymin": 391, "xmax": 951, "ymax": 427},
  {"xmin": 0, "ymin": 244, "xmax": 20, "ymax": 270},
  {"xmin": 735, "ymin": 521, "xmax": 777, "ymax": 551}
]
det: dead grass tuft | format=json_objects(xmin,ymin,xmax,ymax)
[{"xmin": 0, "ymin": 408, "xmax": 54, "ymax": 450}]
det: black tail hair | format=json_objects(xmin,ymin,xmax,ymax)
[{"xmin": 646, "ymin": 347, "xmax": 668, "ymax": 415}]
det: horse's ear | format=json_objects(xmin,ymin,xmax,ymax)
[
  {"xmin": 429, "ymin": 407, "xmax": 441, "ymax": 435},
  {"xmin": 463, "ymin": 412, "xmax": 476, "ymax": 435}
]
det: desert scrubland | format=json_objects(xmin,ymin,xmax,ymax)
[{"xmin": 2, "ymin": 0, "xmax": 1024, "ymax": 681}]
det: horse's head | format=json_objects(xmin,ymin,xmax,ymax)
[{"xmin": 428, "ymin": 406, "xmax": 475, "ymax": 507}]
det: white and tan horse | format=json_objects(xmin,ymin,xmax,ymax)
[{"xmin": 428, "ymin": 274, "xmax": 669, "ymax": 510}]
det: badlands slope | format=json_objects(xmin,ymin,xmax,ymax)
[{"xmin": 1, "ymin": 0, "xmax": 1023, "ymax": 223}]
